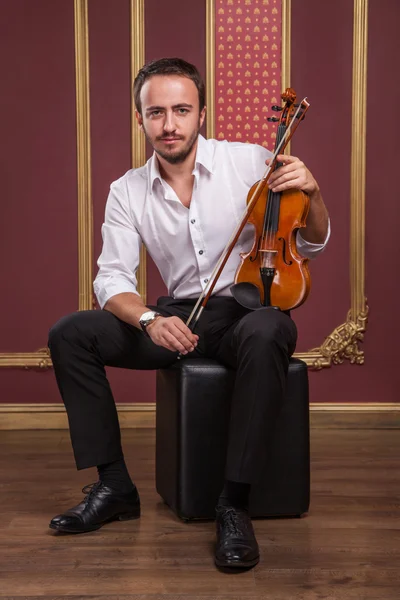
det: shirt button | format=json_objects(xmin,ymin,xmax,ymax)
[
  {"xmin": 199, "ymin": 250, "xmax": 204, "ymax": 255},
  {"xmin": 204, "ymin": 278, "xmax": 209, "ymax": 283},
  {"xmin": 190, "ymin": 219, "xmax": 196, "ymax": 224}
]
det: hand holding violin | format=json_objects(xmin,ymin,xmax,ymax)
[
  {"xmin": 266, "ymin": 154, "xmax": 319, "ymax": 196},
  {"xmin": 267, "ymin": 154, "xmax": 328, "ymax": 245}
]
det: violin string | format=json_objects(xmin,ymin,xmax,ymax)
[{"xmin": 264, "ymin": 123, "xmax": 284, "ymax": 252}]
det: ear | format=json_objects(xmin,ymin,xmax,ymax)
[
  {"xmin": 135, "ymin": 110, "xmax": 143, "ymax": 130},
  {"xmin": 199, "ymin": 106, "xmax": 206, "ymax": 129}
]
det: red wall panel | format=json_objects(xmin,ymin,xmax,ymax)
[
  {"xmin": 290, "ymin": 0, "xmax": 353, "ymax": 352},
  {"xmin": 0, "ymin": 0, "xmax": 78, "ymax": 351},
  {"xmin": 0, "ymin": 0, "xmax": 78, "ymax": 405}
]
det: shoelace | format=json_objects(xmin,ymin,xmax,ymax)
[
  {"xmin": 220, "ymin": 507, "xmax": 247, "ymax": 538},
  {"xmin": 81, "ymin": 481, "xmax": 102, "ymax": 504}
]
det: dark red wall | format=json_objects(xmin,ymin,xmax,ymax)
[
  {"xmin": 1, "ymin": 0, "xmax": 399, "ymax": 407},
  {"xmin": 0, "ymin": 0, "xmax": 78, "ymax": 404},
  {"xmin": 1, "ymin": 0, "xmax": 78, "ymax": 343},
  {"xmin": 291, "ymin": 0, "xmax": 353, "ymax": 352}
]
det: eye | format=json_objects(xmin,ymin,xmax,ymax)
[
  {"xmin": 177, "ymin": 108, "xmax": 189, "ymax": 115},
  {"xmin": 150, "ymin": 110, "xmax": 162, "ymax": 117}
]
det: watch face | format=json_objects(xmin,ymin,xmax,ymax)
[{"xmin": 140, "ymin": 311, "xmax": 157, "ymax": 327}]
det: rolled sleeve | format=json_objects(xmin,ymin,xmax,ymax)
[
  {"xmin": 296, "ymin": 218, "xmax": 331, "ymax": 259},
  {"xmin": 93, "ymin": 179, "xmax": 142, "ymax": 309}
]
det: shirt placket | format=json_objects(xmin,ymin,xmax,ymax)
[{"xmin": 189, "ymin": 175, "xmax": 211, "ymax": 289}]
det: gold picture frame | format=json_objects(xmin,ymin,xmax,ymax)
[{"xmin": 206, "ymin": 0, "xmax": 369, "ymax": 369}]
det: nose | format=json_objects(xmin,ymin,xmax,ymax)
[{"xmin": 163, "ymin": 110, "xmax": 176, "ymax": 134}]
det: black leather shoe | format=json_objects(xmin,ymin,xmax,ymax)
[
  {"xmin": 49, "ymin": 482, "xmax": 140, "ymax": 533},
  {"xmin": 215, "ymin": 505, "xmax": 260, "ymax": 568}
]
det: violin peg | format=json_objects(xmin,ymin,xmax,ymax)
[
  {"xmin": 271, "ymin": 105, "xmax": 282, "ymax": 111},
  {"xmin": 267, "ymin": 117, "xmax": 279, "ymax": 122}
]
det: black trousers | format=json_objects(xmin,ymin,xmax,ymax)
[{"xmin": 48, "ymin": 296, "xmax": 297, "ymax": 484}]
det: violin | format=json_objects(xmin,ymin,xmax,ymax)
[
  {"xmin": 231, "ymin": 88, "xmax": 311, "ymax": 312},
  {"xmin": 185, "ymin": 89, "xmax": 311, "ymax": 331}
]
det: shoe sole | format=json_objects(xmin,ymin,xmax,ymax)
[
  {"xmin": 49, "ymin": 508, "xmax": 141, "ymax": 534},
  {"xmin": 215, "ymin": 555, "xmax": 260, "ymax": 569}
]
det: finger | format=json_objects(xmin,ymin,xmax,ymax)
[
  {"xmin": 152, "ymin": 334, "xmax": 176, "ymax": 353},
  {"xmin": 268, "ymin": 162, "xmax": 299, "ymax": 185},
  {"xmin": 269, "ymin": 170, "xmax": 302, "ymax": 189},
  {"xmin": 270, "ymin": 176, "xmax": 303, "ymax": 193},
  {"xmin": 171, "ymin": 318, "xmax": 199, "ymax": 346},
  {"xmin": 161, "ymin": 340, "xmax": 178, "ymax": 353},
  {"xmin": 162, "ymin": 331, "xmax": 189, "ymax": 354},
  {"xmin": 276, "ymin": 154, "xmax": 299, "ymax": 164},
  {"xmin": 169, "ymin": 323, "xmax": 196, "ymax": 352}
]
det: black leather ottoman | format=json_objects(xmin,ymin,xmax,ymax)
[{"xmin": 156, "ymin": 357, "xmax": 310, "ymax": 520}]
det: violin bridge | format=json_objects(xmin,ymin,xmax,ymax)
[{"xmin": 259, "ymin": 249, "xmax": 277, "ymax": 269}]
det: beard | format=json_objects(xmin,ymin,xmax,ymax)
[{"xmin": 142, "ymin": 120, "xmax": 201, "ymax": 165}]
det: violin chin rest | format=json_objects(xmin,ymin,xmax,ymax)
[{"xmin": 230, "ymin": 282, "xmax": 263, "ymax": 310}]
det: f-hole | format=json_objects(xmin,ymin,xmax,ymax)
[
  {"xmin": 249, "ymin": 236, "xmax": 262, "ymax": 262},
  {"xmin": 278, "ymin": 236, "xmax": 293, "ymax": 266}
]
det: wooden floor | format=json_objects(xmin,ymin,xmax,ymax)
[{"xmin": 0, "ymin": 428, "xmax": 399, "ymax": 600}]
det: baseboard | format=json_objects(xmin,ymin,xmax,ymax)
[
  {"xmin": 0, "ymin": 403, "xmax": 156, "ymax": 430},
  {"xmin": 309, "ymin": 403, "xmax": 400, "ymax": 428},
  {"xmin": 0, "ymin": 403, "xmax": 399, "ymax": 430}
]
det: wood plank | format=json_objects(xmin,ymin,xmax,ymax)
[{"xmin": 0, "ymin": 430, "xmax": 399, "ymax": 598}]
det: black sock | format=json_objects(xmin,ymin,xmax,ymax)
[
  {"xmin": 97, "ymin": 457, "xmax": 135, "ymax": 493},
  {"xmin": 217, "ymin": 480, "xmax": 251, "ymax": 510}
]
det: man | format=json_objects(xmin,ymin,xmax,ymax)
[{"xmin": 48, "ymin": 58, "xmax": 329, "ymax": 570}]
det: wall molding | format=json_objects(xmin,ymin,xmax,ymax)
[
  {"xmin": 1, "ymin": 402, "xmax": 398, "ymax": 431},
  {"xmin": 131, "ymin": 0, "xmax": 147, "ymax": 302},
  {"xmin": 75, "ymin": 0, "xmax": 93, "ymax": 312}
]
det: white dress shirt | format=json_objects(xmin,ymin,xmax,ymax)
[{"xmin": 94, "ymin": 135, "xmax": 330, "ymax": 308}]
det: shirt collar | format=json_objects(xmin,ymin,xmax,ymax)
[
  {"xmin": 148, "ymin": 134, "xmax": 214, "ymax": 191},
  {"xmin": 194, "ymin": 134, "xmax": 214, "ymax": 176}
]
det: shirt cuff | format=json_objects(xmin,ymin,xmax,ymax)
[
  {"xmin": 296, "ymin": 219, "xmax": 331, "ymax": 259},
  {"xmin": 93, "ymin": 276, "xmax": 140, "ymax": 309}
]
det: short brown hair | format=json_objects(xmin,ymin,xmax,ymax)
[{"xmin": 133, "ymin": 57, "xmax": 205, "ymax": 115}]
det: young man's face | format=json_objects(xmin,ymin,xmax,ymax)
[{"xmin": 136, "ymin": 75, "xmax": 206, "ymax": 165}]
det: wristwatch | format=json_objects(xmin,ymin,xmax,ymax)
[{"xmin": 139, "ymin": 310, "xmax": 161, "ymax": 336}]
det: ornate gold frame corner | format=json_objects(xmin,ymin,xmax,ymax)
[
  {"xmin": 205, "ymin": 0, "xmax": 369, "ymax": 370},
  {"xmin": 131, "ymin": 0, "xmax": 147, "ymax": 303}
]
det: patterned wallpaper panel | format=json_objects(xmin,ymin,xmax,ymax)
[{"xmin": 215, "ymin": 0, "xmax": 282, "ymax": 149}]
